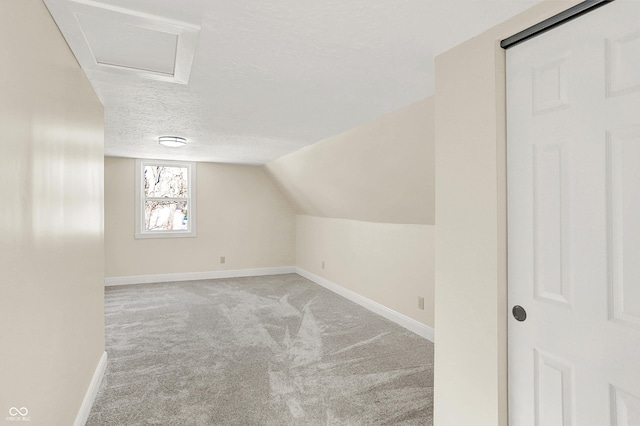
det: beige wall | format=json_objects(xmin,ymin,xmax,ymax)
[
  {"xmin": 433, "ymin": 1, "xmax": 582, "ymax": 425},
  {"xmin": 297, "ymin": 216, "xmax": 434, "ymax": 327},
  {"xmin": 105, "ymin": 157, "xmax": 296, "ymax": 277},
  {"xmin": 265, "ymin": 99, "xmax": 435, "ymax": 327},
  {"xmin": 0, "ymin": 1, "xmax": 105, "ymax": 424},
  {"xmin": 265, "ymin": 98, "xmax": 434, "ymax": 225}
]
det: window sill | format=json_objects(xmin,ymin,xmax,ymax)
[{"xmin": 135, "ymin": 231, "xmax": 197, "ymax": 239}]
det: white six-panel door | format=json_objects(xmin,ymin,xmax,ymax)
[{"xmin": 507, "ymin": 1, "xmax": 640, "ymax": 425}]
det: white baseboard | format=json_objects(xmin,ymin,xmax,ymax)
[
  {"xmin": 295, "ymin": 267, "xmax": 434, "ymax": 342},
  {"xmin": 74, "ymin": 351, "xmax": 107, "ymax": 426},
  {"xmin": 104, "ymin": 266, "xmax": 296, "ymax": 286}
]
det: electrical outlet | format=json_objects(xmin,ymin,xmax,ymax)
[
  {"xmin": 220, "ymin": 256, "xmax": 226, "ymax": 264},
  {"xmin": 322, "ymin": 261, "xmax": 325, "ymax": 269},
  {"xmin": 418, "ymin": 296, "xmax": 425, "ymax": 310}
]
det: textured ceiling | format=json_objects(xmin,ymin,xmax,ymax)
[{"xmin": 45, "ymin": 0, "xmax": 542, "ymax": 165}]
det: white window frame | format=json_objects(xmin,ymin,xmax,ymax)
[{"xmin": 135, "ymin": 159, "xmax": 197, "ymax": 239}]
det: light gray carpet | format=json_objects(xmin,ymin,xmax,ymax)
[{"xmin": 88, "ymin": 274, "xmax": 433, "ymax": 425}]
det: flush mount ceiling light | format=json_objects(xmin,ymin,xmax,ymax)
[{"xmin": 158, "ymin": 136, "xmax": 187, "ymax": 147}]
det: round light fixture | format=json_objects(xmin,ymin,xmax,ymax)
[{"xmin": 158, "ymin": 136, "xmax": 187, "ymax": 147}]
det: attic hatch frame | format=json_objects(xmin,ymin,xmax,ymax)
[{"xmin": 500, "ymin": 0, "xmax": 615, "ymax": 49}]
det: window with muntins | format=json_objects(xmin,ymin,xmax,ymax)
[{"xmin": 135, "ymin": 159, "xmax": 196, "ymax": 238}]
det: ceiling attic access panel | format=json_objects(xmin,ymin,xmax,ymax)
[
  {"xmin": 44, "ymin": 0, "xmax": 200, "ymax": 84},
  {"xmin": 77, "ymin": 13, "xmax": 178, "ymax": 76}
]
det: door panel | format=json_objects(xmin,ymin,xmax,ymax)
[
  {"xmin": 507, "ymin": 1, "xmax": 640, "ymax": 425},
  {"xmin": 611, "ymin": 386, "xmax": 640, "ymax": 426},
  {"xmin": 608, "ymin": 126, "xmax": 640, "ymax": 329},
  {"xmin": 533, "ymin": 142, "xmax": 572, "ymax": 307},
  {"xmin": 534, "ymin": 349, "xmax": 575, "ymax": 426}
]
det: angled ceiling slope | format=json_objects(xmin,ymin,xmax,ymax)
[{"xmin": 44, "ymin": 0, "xmax": 544, "ymax": 165}]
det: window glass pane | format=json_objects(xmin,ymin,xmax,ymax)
[
  {"xmin": 144, "ymin": 201, "xmax": 189, "ymax": 231},
  {"xmin": 144, "ymin": 166, "xmax": 188, "ymax": 198}
]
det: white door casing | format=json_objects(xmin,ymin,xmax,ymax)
[{"xmin": 507, "ymin": 1, "xmax": 640, "ymax": 425}]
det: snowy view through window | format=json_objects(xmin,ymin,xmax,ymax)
[{"xmin": 143, "ymin": 165, "xmax": 189, "ymax": 231}]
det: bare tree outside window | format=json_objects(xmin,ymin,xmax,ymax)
[
  {"xmin": 135, "ymin": 160, "xmax": 196, "ymax": 239},
  {"xmin": 143, "ymin": 166, "xmax": 189, "ymax": 231}
]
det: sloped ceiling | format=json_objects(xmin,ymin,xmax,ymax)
[
  {"xmin": 265, "ymin": 99, "xmax": 435, "ymax": 225},
  {"xmin": 45, "ymin": 0, "xmax": 543, "ymax": 164}
]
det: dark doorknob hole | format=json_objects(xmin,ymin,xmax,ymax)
[{"xmin": 512, "ymin": 305, "xmax": 527, "ymax": 322}]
